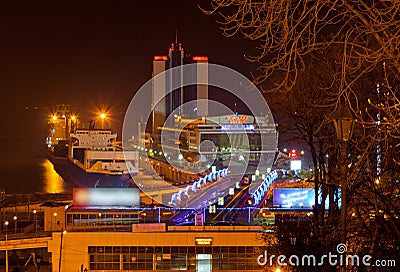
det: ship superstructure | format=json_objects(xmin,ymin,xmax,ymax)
[
  {"xmin": 46, "ymin": 104, "xmax": 77, "ymax": 148},
  {"xmin": 47, "ymin": 104, "xmax": 138, "ymax": 188},
  {"xmin": 69, "ymin": 128, "xmax": 137, "ymax": 176}
]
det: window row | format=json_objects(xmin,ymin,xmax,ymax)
[
  {"xmin": 88, "ymin": 246, "xmax": 259, "ymax": 254},
  {"xmin": 88, "ymin": 246, "xmax": 262, "ymax": 271},
  {"xmin": 90, "ymin": 253, "xmax": 257, "ymax": 262},
  {"xmin": 67, "ymin": 213, "xmax": 139, "ymax": 226},
  {"xmin": 90, "ymin": 262, "xmax": 257, "ymax": 271}
]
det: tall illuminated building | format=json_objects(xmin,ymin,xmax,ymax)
[{"xmin": 152, "ymin": 41, "xmax": 208, "ymax": 133}]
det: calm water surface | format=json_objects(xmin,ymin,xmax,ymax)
[{"xmin": 0, "ymin": 108, "xmax": 71, "ymax": 194}]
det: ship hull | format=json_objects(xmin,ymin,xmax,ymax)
[{"xmin": 48, "ymin": 152, "xmax": 136, "ymax": 188}]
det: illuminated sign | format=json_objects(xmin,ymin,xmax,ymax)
[
  {"xmin": 132, "ymin": 223, "xmax": 166, "ymax": 232},
  {"xmin": 162, "ymin": 254, "xmax": 171, "ymax": 259},
  {"xmin": 73, "ymin": 188, "xmax": 140, "ymax": 206},
  {"xmin": 207, "ymin": 115, "xmax": 254, "ymax": 125},
  {"xmin": 273, "ymin": 188, "xmax": 340, "ymax": 209},
  {"xmin": 273, "ymin": 188, "xmax": 315, "ymax": 208},
  {"xmin": 195, "ymin": 237, "xmax": 213, "ymax": 246},
  {"xmin": 290, "ymin": 160, "xmax": 302, "ymax": 170},
  {"xmin": 289, "ymin": 149, "xmax": 299, "ymax": 159},
  {"xmin": 221, "ymin": 124, "xmax": 255, "ymax": 130},
  {"xmin": 226, "ymin": 115, "xmax": 249, "ymax": 124}
]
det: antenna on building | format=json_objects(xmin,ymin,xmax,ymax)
[{"xmin": 175, "ymin": 29, "xmax": 178, "ymax": 44}]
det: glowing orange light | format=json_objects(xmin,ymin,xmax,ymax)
[
  {"xmin": 226, "ymin": 115, "xmax": 248, "ymax": 124},
  {"xmin": 52, "ymin": 115, "xmax": 57, "ymax": 121},
  {"xmin": 154, "ymin": 56, "xmax": 168, "ymax": 61},
  {"xmin": 192, "ymin": 56, "xmax": 208, "ymax": 62}
]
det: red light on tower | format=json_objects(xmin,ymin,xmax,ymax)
[
  {"xmin": 289, "ymin": 149, "xmax": 299, "ymax": 159},
  {"xmin": 192, "ymin": 56, "xmax": 208, "ymax": 62},
  {"xmin": 154, "ymin": 56, "xmax": 168, "ymax": 61}
]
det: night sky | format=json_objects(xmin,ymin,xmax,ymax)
[
  {"xmin": 0, "ymin": 0, "xmax": 257, "ymax": 115},
  {"xmin": 0, "ymin": 1, "xmax": 294, "ymax": 192},
  {"xmin": 0, "ymin": 1, "xmax": 262, "ymax": 192}
]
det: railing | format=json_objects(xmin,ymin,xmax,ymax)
[{"xmin": 0, "ymin": 193, "xmax": 72, "ymax": 209}]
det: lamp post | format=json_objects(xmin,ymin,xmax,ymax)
[
  {"xmin": 5, "ymin": 221, "xmax": 8, "ymax": 272},
  {"xmin": 53, "ymin": 212, "xmax": 57, "ymax": 231},
  {"xmin": 13, "ymin": 216, "xmax": 17, "ymax": 234},
  {"xmin": 141, "ymin": 212, "xmax": 147, "ymax": 224},
  {"xmin": 332, "ymin": 104, "xmax": 355, "ymax": 247},
  {"xmin": 33, "ymin": 210, "xmax": 37, "ymax": 237}
]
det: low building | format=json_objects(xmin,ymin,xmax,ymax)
[
  {"xmin": 48, "ymin": 227, "xmax": 264, "ymax": 271},
  {"xmin": 44, "ymin": 188, "xmax": 267, "ymax": 271}
]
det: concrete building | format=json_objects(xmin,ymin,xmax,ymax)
[
  {"xmin": 48, "ymin": 228, "xmax": 264, "ymax": 272},
  {"xmin": 152, "ymin": 41, "xmax": 208, "ymax": 135},
  {"xmin": 42, "ymin": 188, "xmax": 266, "ymax": 272}
]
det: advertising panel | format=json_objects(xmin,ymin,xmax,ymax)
[
  {"xmin": 273, "ymin": 188, "xmax": 341, "ymax": 209},
  {"xmin": 73, "ymin": 188, "xmax": 140, "ymax": 206},
  {"xmin": 273, "ymin": 188, "xmax": 315, "ymax": 208}
]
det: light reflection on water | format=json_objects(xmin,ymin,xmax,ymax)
[{"xmin": 41, "ymin": 159, "xmax": 71, "ymax": 193}]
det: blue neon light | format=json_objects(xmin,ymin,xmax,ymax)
[
  {"xmin": 251, "ymin": 169, "xmax": 281, "ymax": 206},
  {"xmin": 169, "ymin": 168, "xmax": 229, "ymax": 207}
]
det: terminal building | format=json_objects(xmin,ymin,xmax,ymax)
[
  {"xmin": 157, "ymin": 114, "xmax": 277, "ymax": 173},
  {"xmin": 43, "ymin": 188, "xmax": 267, "ymax": 272}
]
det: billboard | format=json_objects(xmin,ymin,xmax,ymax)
[
  {"xmin": 73, "ymin": 188, "xmax": 140, "ymax": 206},
  {"xmin": 273, "ymin": 188, "xmax": 341, "ymax": 209},
  {"xmin": 290, "ymin": 160, "xmax": 302, "ymax": 170},
  {"xmin": 273, "ymin": 188, "xmax": 315, "ymax": 208}
]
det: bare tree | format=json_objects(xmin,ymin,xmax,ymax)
[
  {"xmin": 203, "ymin": 0, "xmax": 400, "ymax": 268},
  {"xmin": 202, "ymin": 0, "xmax": 400, "ymax": 95}
]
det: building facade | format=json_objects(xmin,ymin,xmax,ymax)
[
  {"xmin": 48, "ymin": 228, "xmax": 265, "ymax": 272},
  {"xmin": 152, "ymin": 41, "xmax": 208, "ymax": 134},
  {"xmin": 44, "ymin": 189, "xmax": 267, "ymax": 272}
]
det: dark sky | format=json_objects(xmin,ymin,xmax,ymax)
[{"xmin": 0, "ymin": 0, "xmax": 257, "ymax": 116}]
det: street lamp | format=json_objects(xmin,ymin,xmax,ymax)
[
  {"xmin": 53, "ymin": 212, "xmax": 57, "ymax": 230},
  {"xmin": 332, "ymin": 104, "xmax": 354, "ymax": 143},
  {"xmin": 5, "ymin": 221, "xmax": 8, "ymax": 272},
  {"xmin": 13, "ymin": 216, "xmax": 17, "ymax": 234},
  {"xmin": 33, "ymin": 210, "xmax": 37, "ymax": 237},
  {"xmin": 141, "ymin": 212, "xmax": 147, "ymax": 224},
  {"xmin": 332, "ymin": 103, "xmax": 355, "ymax": 246}
]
